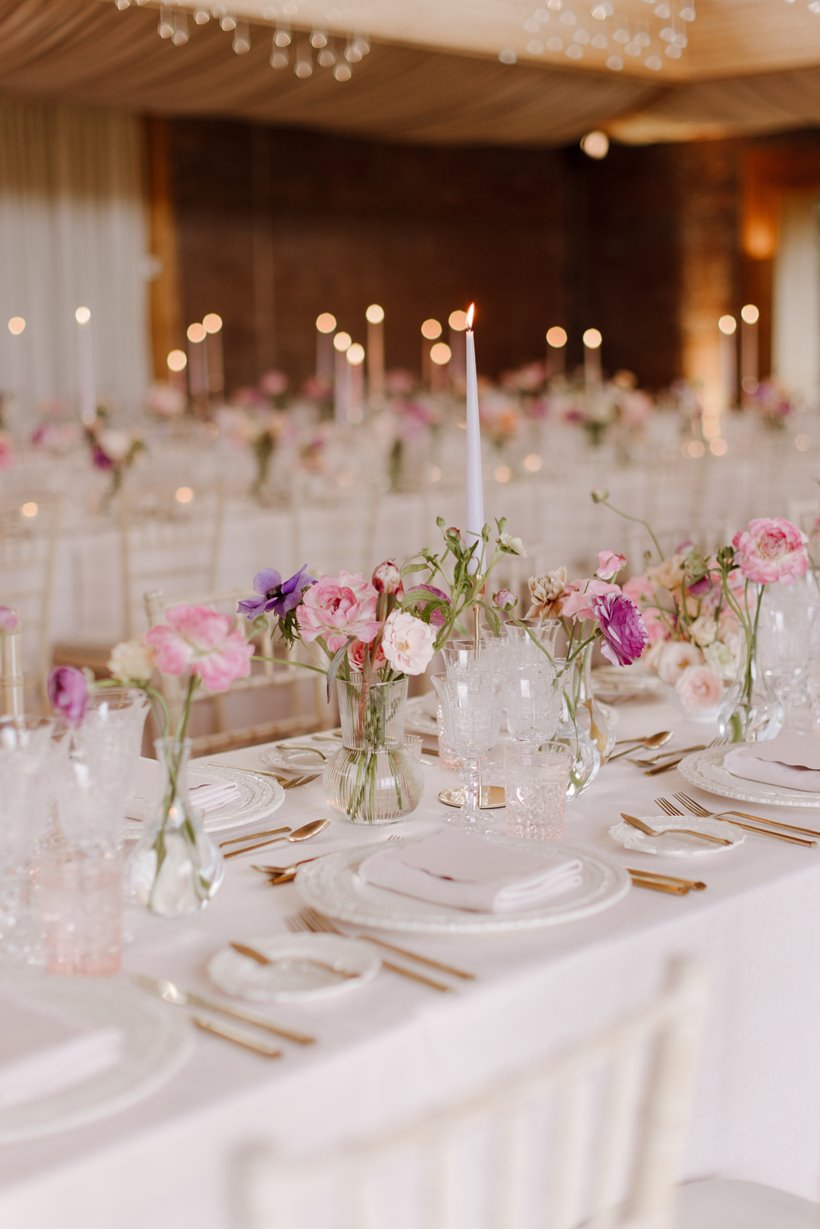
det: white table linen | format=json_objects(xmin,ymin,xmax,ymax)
[{"xmin": 2, "ymin": 693, "xmax": 820, "ymax": 1227}]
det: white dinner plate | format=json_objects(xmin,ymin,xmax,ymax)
[
  {"xmin": 0, "ymin": 976, "xmax": 192, "ymax": 1143},
  {"xmin": 609, "ymin": 814, "xmax": 745, "ymax": 857},
  {"xmin": 124, "ymin": 764, "xmax": 285, "ymax": 840},
  {"xmin": 208, "ymin": 934, "xmax": 380, "ymax": 1003},
  {"xmin": 259, "ymin": 734, "xmax": 342, "ymax": 774},
  {"xmin": 294, "ymin": 840, "xmax": 630, "ymax": 934},
  {"xmin": 679, "ymin": 745, "xmax": 820, "ymax": 809}
]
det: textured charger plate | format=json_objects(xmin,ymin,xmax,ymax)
[
  {"xmin": 592, "ymin": 665, "xmax": 665, "ymax": 703},
  {"xmin": 678, "ymin": 745, "xmax": 820, "ymax": 809},
  {"xmin": 259, "ymin": 734, "xmax": 342, "ymax": 773},
  {"xmin": 609, "ymin": 814, "xmax": 745, "ymax": 857},
  {"xmin": 125, "ymin": 764, "xmax": 285, "ymax": 840},
  {"xmin": 295, "ymin": 840, "xmax": 630, "ymax": 934},
  {"xmin": 0, "ymin": 977, "xmax": 192, "ymax": 1143}
]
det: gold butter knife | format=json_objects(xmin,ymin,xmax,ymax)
[
  {"xmin": 192, "ymin": 1016, "xmax": 282, "ymax": 1058},
  {"xmin": 630, "ymin": 875, "xmax": 689, "ymax": 896},
  {"xmin": 134, "ymin": 975, "xmax": 315, "ymax": 1045}
]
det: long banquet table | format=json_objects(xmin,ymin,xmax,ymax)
[{"xmin": 2, "ymin": 690, "xmax": 820, "ymax": 1227}]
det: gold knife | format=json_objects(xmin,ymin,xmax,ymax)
[
  {"xmin": 134, "ymin": 974, "xmax": 315, "ymax": 1045},
  {"xmin": 192, "ymin": 1016, "xmax": 282, "ymax": 1058},
  {"xmin": 629, "ymin": 875, "xmax": 689, "ymax": 896}
]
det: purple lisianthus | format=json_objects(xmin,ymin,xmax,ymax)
[
  {"xmin": 591, "ymin": 592, "xmax": 649, "ymax": 667},
  {"xmin": 47, "ymin": 666, "xmax": 89, "ymax": 728},
  {"xmin": 238, "ymin": 565, "xmax": 314, "ymax": 620},
  {"xmin": 91, "ymin": 444, "xmax": 113, "ymax": 471},
  {"xmin": 405, "ymin": 584, "xmax": 450, "ymax": 629}
]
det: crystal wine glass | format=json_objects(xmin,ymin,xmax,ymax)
[{"xmin": 431, "ymin": 669, "xmax": 504, "ymax": 833}]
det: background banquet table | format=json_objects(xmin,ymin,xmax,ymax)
[{"xmin": 1, "ymin": 691, "xmax": 820, "ymax": 1228}]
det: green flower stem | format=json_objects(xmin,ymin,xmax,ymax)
[{"xmin": 593, "ymin": 492, "xmax": 664, "ymax": 562}]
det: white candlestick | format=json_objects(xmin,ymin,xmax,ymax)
[
  {"xmin": 718, "ymin": 315, "xmax": 737, "ymax": 413},
  {"xmin": 75, "ymin": 307, "xmax": 96, "ymax": 424},
  {"xmin": 740, "ymin": 305, "xmax": 759, "ymax": 401},
  {"xmin": 206, "ymin": 330, "xmax": 224, "ymax": 397},
  {"xmin": 334, "ymin": 350, "xmax": 349, "ymax": 425},
  {"xmin": 583, "ymin": 328, "xmax": 602, "ymax": 392},
  {"xmin": 465, "ymin": 307, "xmax": 484, "ymax": 551},
  {"xmin": 187, "ymin": 339, "xmax": 207, "ymax": 399},
  {"xmin": 366, "ymin": 305, "xmax": 385, "ymax": 405}
]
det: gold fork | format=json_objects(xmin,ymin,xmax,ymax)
[
  {"xmin": 287, "ymin": 908, "xmax": 471, "ymax": 987},
  {"xmin": 621, "ymin": 812, "xmax": 732, "ymax": 847},
  {"xmin": 655, "ymin": 796, "xmax": 816, "ymax": 847},
  {"xmin": 674, "ymin": 791, "xmax": 820, "ymax": 840}
]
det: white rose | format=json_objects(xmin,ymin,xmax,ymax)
[
  {"xmin": 381, "ymin": 612, "xmax": 436, "ymax": 676},
  {"xmin": 108, "ymin": 638, "xmax": 155, "ymax": 683},
  {"xmin": 675, "ymin": 665, "xmax": 723, "ymax": 715},
  {"xmin": 657, "ymin": 641, "xmax": 703, "ymax": 684},
  {"xmin": 689, "ymin": 614, "xmax": 717, "ymax": 648},
  {"xmin": 703, "ymin": 638, "xmax": 739, "ymax": 681}
]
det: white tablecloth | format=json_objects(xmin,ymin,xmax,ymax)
[{"xmin": 2, "ymin": 692, "xmax": 820, "ymax": 1226}]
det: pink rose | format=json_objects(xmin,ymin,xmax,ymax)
[
  {"xmin": 381, "ymin": 612, "xmax": 437, "ymax": 675},
  {"xmin": 732, "ymin": 517, "xmax": 808, "ymax": 585},
  {"xmin": 560, "ymin": 578, "xmax": 620, "ymax": 621},
  {"xmin": 657, "ymin": 641, "xmax": 703, "ymax": 685},
  {"xmin": 0, "ymin": 605, "xmax": 20, "ymax": 632},
  {"xmin": 675, "ymin": 665, "xmax": 723, "ymax": 715},
  {"xmin": 595, "ymin": 551, "xmax": 626, "ymax": 582},
  {"xmin": 347, "ymin": 638, "xmax": 386, "ymax": 674},
  {"xmin": 296, "ymin": 571, "xmax": 381, "ymax": 652},
  {"xmin": 146, "ymin": 604, "xmax": 252, "ymax": 693}
]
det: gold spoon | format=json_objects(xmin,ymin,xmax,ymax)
[
  {"xmin": 224, "ymin": 818, "xmax": 330, "ymax": 860},
  {"xmin": 609, "ymin": 731, "xmax": 673, "ymax": 761}
]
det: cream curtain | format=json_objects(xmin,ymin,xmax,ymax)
[
  {"xmin": 773, "ymin": 192, "xmax": 820, "ymax": 409},
  {"xmin": 0, "ymin": 97, "xmax": 150, "ymax": 422}
]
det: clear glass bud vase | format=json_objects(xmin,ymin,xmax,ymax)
[
  {"xmin": 555, "ymin": 653, "xmax": 603, "ymax": 798},
  {"xmin": 323, "ymin": 676, "xmax": 424, "ymax": 824},
  {"xmin": 129, "ymin": 738, "xmax": 225, "ymax": 917},
  {"xmin": 718, "ymin": 636, "xmax": 784, "ymax": 744}
]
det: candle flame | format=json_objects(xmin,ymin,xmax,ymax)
[{"xmin": 466, "ymin": 303, "xmax": 475, "ymax": 331}]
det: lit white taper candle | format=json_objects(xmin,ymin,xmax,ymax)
[
  {"xmin": 365, "ymin": 304, "xmax": 385, "ymax": 404},
  {"xmin": 465, "ymin": 302, "xmax": 484, "ymax": 550},
  {"xmin": 75, "ymin": 306, "xmax": 96, "ymax": 424}
]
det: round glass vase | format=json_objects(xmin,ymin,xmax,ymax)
[
  {"xmin": 717, "ymin": 635, "xmax": 784, "ymax": 744},
  {"xmin": 128, "ymin": 738, "xmax": 225, "ymax": 918},
  {"xmin": 323, "ymin": 676, "xmax": 424, "ymax": 825},
  {"xmin": 555, "ymin": 654, "xmax": 603, "ymax": 799}
]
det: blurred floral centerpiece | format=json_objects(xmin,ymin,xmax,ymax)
[
  {"xmin": 239, "ymin": 519, "xmax": 524, "ymax": 823},
  {"xmin": 83, "ymin": 416, "xmax": 144, "ymax": 511}
]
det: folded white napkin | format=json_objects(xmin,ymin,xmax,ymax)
[
  {"xmin": 125, "ymin": 756, "xmax": 240, "ymax": 822},
  {"xmin": 724, "ymin": 733, "xmax": 820, "ymax": 793},
  {"xmin": 360, "ymin": 829, "xmax": 583, "ymax": 914},
  {"xmin": 0, "ymin": 1000, "xmax": 121, "ymax": 1111}
]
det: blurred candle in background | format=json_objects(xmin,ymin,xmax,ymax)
[
  {"xmin": 421, "ymin": 318, "xmax": 442, "ymax": 389},
  {"xmin": 430, "ymin": 340, "xmax": 452, "ymax": 393},
  {"xmin": 448, "ymin": 308, "xmax": 468, "ymax": 387},
  {"xmin": 582, "ymin": 328, "xmax": 602, "ymax": 390},
  {"xmin": 186, "ymin": 322, "xmax": 208, "ymax": 401},
  {"xmin": 6, "ymin": 316, "xmax": 26, "ymax": 413},
  {"xmin": 315, "ymin": 312, "xmax": 336, "ymax": 383},
  {"xmin": 202, "ymin": 312, "xmax": 224, "ymax": 399},
  {"xmin": 545, "ymin": 325, "xmax": 567, "ymax": 380},
  {"xmin": 74, "ymin": 306, "xmax": 96, "ymax": 424},
  {"xmin": 465, "ymin": 303, "xmax": 484, "ymax": 550},
  {"xmin": 166, "ymin": 347, "xmax": 188, "ymax": 397},
  {"xmin": 347, "ymin": 341, "xmax": 366, "ymax": 422},
  {"xmin": 333, "ymin": 330, "xmax": 352, "ymax": 424},
  {"xmin": 718, "ymin": 314, "xmax": 738, "ymax": 413},
  {"xmin": 740, "ymin": 303, "xmax": 759, "ymax": 401},
  {"xmin": 365, "ymin": 305, "xmax": 384, "ymax": 405}
]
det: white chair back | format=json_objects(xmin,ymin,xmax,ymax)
[
  {"xmin": 0, "ymin": 498, "xmax": 58, "ymax": 697},
  {"xmin": 234, "ymin": 959, "xmax": 707, "ymax": 1229}
]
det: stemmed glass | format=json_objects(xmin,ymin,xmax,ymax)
[
  {"xmin": 505, "ymin": 660, "xmax": 562, "ymax": 747},
  {"xmin": 431, "ymin": 670, "xmax": 504, "ymax": 833},
  {"xmin": 757, "ymin": 578, "xmax": 820, "ymax": 727}
]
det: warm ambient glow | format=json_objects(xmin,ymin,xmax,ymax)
[
  {"xmin": 333, "ymin": 331, "xmax": 352, "ymax": 353},
  {"xmin": 167, "ymin": 349, "xmax": 188, "ymax": 372},
  {"xmin": 7, "ymin": 316, "xmax": 25, "ymax": 336},
  {"xmin": 316, "ymin": 312, "xmax": 337, "ymax": 334},
  {"xmin": 421, "ymin": 318, "xmax": 442, "ymax": 341},
  {"xmin": 718, "ymin": 315, "xmax": 737, "ymax": 335},
  {"xmin": 448, "ymin": 309, "xmax": 468, "ymax": 331},
  {"xmin": 186, "ymin": 322, "xmax": 206, "ymax": 344},
  {"xmin": 583, "ymin": 328, "xmax": 602, "ymax": 349},
  {"xmin": 546, "ymin": 326, "xmax": 567, "ymax": 348},
  {"xmin": 741, "ymin": 304, "xmax": 760, "ymax": 325},
  {"xmin": 202, "ymin": 312, "xmax": 223, "ymax": 334},
  {"xmin": 466, "ymin": 303, "xmax": 476, "ymax": 330},
  {"xmin": 430, "ymin": 342, "xmax": 452, "ymax": 366},
  {"xmin": 580, "ymin": 131, "xmax": 609, "ymax": 160},
  {"xmin": 175, "ymin": 486, "xmax": 194, "ymax": 504},
  {"xmin": 346, "ymin": 342, "xmax": 365, "ymax": 366},
  {"xmin": 365, "ymin": 304, "xmax": 384, "ymax": 325},
  {"xmin": 524, "ymin": 452, "xmax": 543, "ymax": 472},
  {"xmin": 74, "ymin": 306, "xmax": 91, "ymax": 325},
  {"xmin": 20, "ymin": 502, "xmax": 38, "ymax": 519}
]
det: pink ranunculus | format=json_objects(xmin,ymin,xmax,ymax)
[
  {"xmin": 296, "ymin": 572, "xmax": 381, "ymax": 653},
  {"xmin": 560, "ymin": 578, "xmax": 620, "ymax": 621},
  {"xmin": 591, "ymin": 592, "xmax": 649, "ymax": 666},
  {"xmin": 657, "ymin": 641, "xmax": 703, "ymax": 685},
  {"xmin": 0, "ymin": 605, "xmax": 20, "ymax": 632},
  {"xmin": 595, "ymin": 550, "xmax": 627, "ymax": 582},
  {"xmin": 381, "ymin": 611, "xmax": 437, "ymax": 676},
  {"xmin": 732, "ymin": 517, "xmax": 808, "ymax": 585},
  {"xmin": 146, "ymin": 604, "xmax": 252, "ymax": 693},
  {"xmin": 675, "ymin": 664, "xmax": 723, "ymax": 715}
]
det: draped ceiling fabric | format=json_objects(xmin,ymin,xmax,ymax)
[
  {"xmin": 0, "ymin": 0, "xmax": 818, "ymax": 148},
  {"xmin": 0, "ymin": 97, "xmax": 150, "ymax": 416}
]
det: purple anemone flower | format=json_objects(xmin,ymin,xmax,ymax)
[
  {"xmin": 405, "ymin": 583, "xmax": 450, "ymax": 629},
  {"xmin": 591, "ymin": 592, "xmax": 649, "ymax": 667},
  {"xmin": 237, "ymin": 565, "xmax": 314, "ymax": 620}
]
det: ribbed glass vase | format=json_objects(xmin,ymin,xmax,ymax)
[{"xmin": 323, "ymin": 676, "xmax": 424, "ymax": 824}]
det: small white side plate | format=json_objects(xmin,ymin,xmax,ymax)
[
  {"xmin": 208, "ymin": 934, "xmax": 380, "ymax": 1003},
  {"xmin": 609, "ymin": 814, "xmax": 745, "ymax": 857}
]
